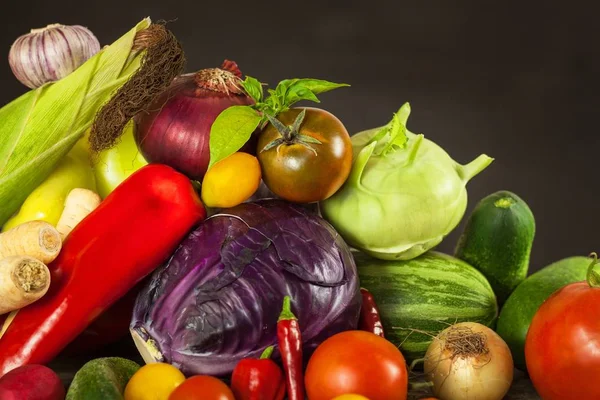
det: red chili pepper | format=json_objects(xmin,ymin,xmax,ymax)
[
  {"xmin": 231, "ymin": 346, "xmax": 286, "ymax": 400},
  {"xmin": 359, "ymin": 287, "xmax": 385, "ymax": 338},
  {"xmin": 0, "ymin": 164, "xmax": 206, "ymax": 376},
  {"xmin": 277, "ymin": 296, "xmax": 304, "ymax": 400}
]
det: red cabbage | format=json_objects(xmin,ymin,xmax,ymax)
[{"xmin": 130, "ymin": 200, "xmax": 361, "ymax": 376}]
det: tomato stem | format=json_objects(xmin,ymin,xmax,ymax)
[
  {"xmin": 262, "ymin": 110, "xmax": 322, "ymax": 155},
  {"xmin": 586, "ymin": 252, "xmax": 600, "ymax": 288}
]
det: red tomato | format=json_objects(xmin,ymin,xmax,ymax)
[
  {"xmin": 525, "ymin": 276, "xmax": 600, "ymax": 400},
  {"xmin": 305, "ymin": 330, "xmax": 408, "ymax": 400},
  {"xmin": 168, "ymin": 375, "xmax": 235, "ymax": 400}
]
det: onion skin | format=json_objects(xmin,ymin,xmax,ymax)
[
  {"xmin": 424, "ymin": 322, "xmax": 513, "ymax": 400},
  {"xmin": 134, "ymin": 71, "xmax": 254, "ymax": 181}
]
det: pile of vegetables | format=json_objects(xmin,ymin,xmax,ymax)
[{"xmin": 0, "ymin": 15, "xmax": 597, "ymax": 400}]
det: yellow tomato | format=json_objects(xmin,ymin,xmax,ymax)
[
  {"xmin": 201, "ymin": 152, "xmax": 261, "ymax": 208},
  {"xmin": 124, "ymin": 363, "xmax": 186, "ymax": 400},
  {"xmin": 331, "ymin": 395, "xmax": 371, "ymax": 400}
]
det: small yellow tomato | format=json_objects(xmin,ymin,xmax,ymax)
[
  {"xmin": 201, "ymin": 152, "xmax": 261, "ymax": 208},
  {"xmin": 331, "ymin": 395, "xmax": 370, "ymax": 400},
  {"xmin": 124, "ymin": 363, "xmax": 186, "ymax": 400}
]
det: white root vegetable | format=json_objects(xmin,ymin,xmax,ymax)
[
  {"xmin": 0, "ymin": 256, "xmax": 51, "ymax": 314},
  {"xmin": 424, "ymin": 322, "xmax": 513, "ymax": 400},
  {"xmin": 0, "ymin": 221, "xmax": 61, "ymax": 264},
  {"xmin": 56, "ymin": 188, "xmax": 101, "ymax": 240}
]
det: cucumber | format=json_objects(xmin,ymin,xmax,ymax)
[
  {"xmin": 496, "ymin": 256, "xmax": 591, "ymax": 371},
  {"xmin": 355, "ymin": 251, "xmax": 498, "ymax": 362},
  {"xmin": 454, "ymin": 190, "xmax": 535, "ymax": 305},
  {"xmin": 66, "ymin": 357, "xmax": 140, "ymax": 400}
]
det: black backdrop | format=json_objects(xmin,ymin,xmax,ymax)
[{"xmin": 1, "ymin": 0, "xmax": 598, "ymax": 273}]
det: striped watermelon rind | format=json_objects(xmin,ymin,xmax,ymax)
[{"xmin": 355, "ymin": 250, "xmax": 498, "ymax": 362}]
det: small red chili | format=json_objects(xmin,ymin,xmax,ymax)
[{"xmin": 359, "ymin": 287, "xmax": 385, "ymax": 338}]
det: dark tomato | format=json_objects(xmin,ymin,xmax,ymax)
[
  {"xmin": 525, "ymin": 279, "xmax": 600, "ymax": 400},
  {"xmin": 305, "ymin": 330, "xmax": 408, "ymax": 400},
  {"xmin": 257, "ymin": 107, "xmax": 352, "ymax": 203},
  {"xmin": 168, "ymin": 375, "xmax": 235, "ymax": 400}
]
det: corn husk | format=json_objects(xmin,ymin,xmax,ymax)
[{"xmin": 0, "ymin": 18, "xmax": 151, "ymax": 226}]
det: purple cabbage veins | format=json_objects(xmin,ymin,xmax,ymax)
[{"xmin": 130, "ymin": 200, "xmax": 361, "ymax": 376}]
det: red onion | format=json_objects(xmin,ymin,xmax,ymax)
[{"xmin": 134, "ymin": 60, "xmax": 254, "ymax": 181}]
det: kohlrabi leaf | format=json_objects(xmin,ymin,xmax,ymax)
[
  {"xmin": 240, "ymin": 76, "xmax": 264, "ymax": 103},
  {"xmin": 209, "ymin": 105, "xmax": 262, "ymax": 168},
  {"xmin": 368, "ymin": 103, "xmax": 410, "ymax": 156}
]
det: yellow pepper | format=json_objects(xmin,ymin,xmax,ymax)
[
  {"xmin": 93, "ymin": 120, "xmax": 148, "ymax": 199},
  {"xmin": 2, "ymin": 135, "xmax": 96, "ymax": 232}
]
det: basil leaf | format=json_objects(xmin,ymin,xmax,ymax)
[
  {"xmin": 209, "ymin": 106, "xmax": 262, "ymax": 168},
  {"xmin": 280, "ymin": 79, "xmax": 349, "ymax": 110},
  {"xmin": 241, "ymin": 76, "xmax": 263, "ymax": 103},
  {"xmin": 275, "ymin": 78, "xmax": 300, "ymax": 100},
  {"xmin": 289, "ymin": 78, "xmax": 350, "ymax": 94},
  {"xmin": 285, "ymin": 85, "xmax": 320, "ymax": 104}
]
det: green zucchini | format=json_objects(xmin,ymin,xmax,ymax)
[
  {"xmin": 454, "ymin": 190, "xmax": 535, "ymax": 305},
  {"xmin": 355, "ymin": 251, "xmax": 498, "ymax": 362},
  {"xmin": 66, "ymin": 357, "xmax": 140, "ymax": 400},
  {"xmin": 496, "ymin": 256, "xmax": 591, "ymax": 371}
]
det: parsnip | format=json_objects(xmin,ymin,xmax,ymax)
[
  {"xmin": 0, "ymin": 221, "xmax": 61, "ymax": 264},
  {"xmin": 56, "ymin": 188, "xmax": 102, "ymax": 240},
  {"xmin": 0, "ymin": 256, "xmax": 51, "ymax": 315}
]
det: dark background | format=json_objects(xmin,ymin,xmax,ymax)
[{"xmin": 1, "ymin": 0, "xmax": 598, "ymax": 272}]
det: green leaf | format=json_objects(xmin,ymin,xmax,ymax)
[
  {"xmin": 381, "ymin": 111, "xmax": 408, "ymax": 155},
  {"xmin": 209, "ymin": 106, "xmax": 262, "ymax": 168},
  {"xmin": 289, "ymin": 78, "xmax": 350, "ymax": 94},
  {"xmin": 240, "ymin": 76, "xmax": 264, "ymax": 103},
  {"xmin": 285, "ymin": 85, "xmax": 320, "ymax": 104},
  {"xmin": 0, "ymin": 18, "xmax": 151, "ymax": 226},
  {"xmin": 367, "ymin": 103, "xmax": 410, "ymax": 156}
]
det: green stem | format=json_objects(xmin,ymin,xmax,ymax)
[
  {"xmin": 278, "ymin": 296, "xmax": 297, "ymax": 322},
  {"xmin": 260, "ymin": 345, "xmax": 274, "ymax": 359},
  {"xmin": 456, "ymin": 154, "xmax": 494, "ymax": 182},
  {"xmin": 348, "ymin": 141, "xmax": 376, "ymax": 188},
  {"xmin": 407, "ymin": 134, "xmax": 424, "ymax": 164},
  {"xmin": 409, "ymin": 381, "xmax": 434, "ymax": 391},
  {"xmin": 409, "ymin": 357, "xmax": 425, "ymax": 372},
  {"xmin": 586, "ymin": 252, "xmax": 600, "ymax": 288}
]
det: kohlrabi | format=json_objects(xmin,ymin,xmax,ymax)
[{"xmin": 320, "ymin": 103, "xmax": 493, "ymax": 260}]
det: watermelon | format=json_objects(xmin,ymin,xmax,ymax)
[{"xmin": 355, "ymin": 251, "xmax": 498, "ymax": 362}]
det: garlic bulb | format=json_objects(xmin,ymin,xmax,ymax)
[{"xmin": 9, "ymin": 24, "xmax": 101, "ymax": 89}]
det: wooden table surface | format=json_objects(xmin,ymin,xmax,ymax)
[{"xmin": 49, "ymin": 338, "xmax": 541, "ymax": 399}]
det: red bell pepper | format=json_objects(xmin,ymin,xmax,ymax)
[
  {"xmin": 0, "ymin": 164, "xmax": 206, "ymax": 376},
  {"xmin": 60, "ymin": 282, "xmax": 143, "ymax": 355},
  {"xmin": 231, "ymin": 346, "xmax": 285, "ymax": 400}
]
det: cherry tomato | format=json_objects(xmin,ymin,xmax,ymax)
[
  {"xmin": 305, "ymin": 330, "xmax": 408, "ymax": 400},
  {"xmin": 257, "ymin": 107, "xmax": 352, "ymax": 203},
  {"xmin": 525, "ymin": 265, "xmax": 600, "ymax": 400},
  {"xmin": 124, "ymin": 363, "xmax": 185, "ymax": 400},
  {"xmin": 168, "ymin": 375, "xmax": 235, "ymax": 400}
]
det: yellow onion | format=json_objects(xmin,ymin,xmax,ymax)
[{"xmin": 424, "ymin": 322, "xmax": 513, "ymax": 400}]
